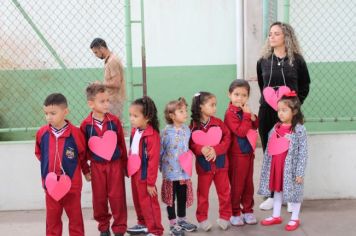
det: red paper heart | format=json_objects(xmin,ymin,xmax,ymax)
[
  {"xmin": 246, "ymin": 129, "xmax": 258, "ymax": 151},
  {"xmin": 127, "ymin": 154, "xmax": 141, "ymax": 177},
  {"xmin": 88, "ymin": 130, "xmax": 117, "ymax": 161},
  {"xmin": 267, "ymin": 131, "xmax": 290, "ymax": 156},
  {"xmin": 178, "ymin": 150, "xmax": 194, "ymax": 176},
  {"xmin": 192, "ymin": 126, "xmax": 222, "ymax": 146},
  {"xmin": 45, "ymin": 172, "xmax": 71, "ymax": 201},
  {"xmin": 263, "ymin": 86, "xmax": 291, "ymax": 111}
]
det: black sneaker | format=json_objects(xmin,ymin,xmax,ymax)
[
  {"xmin": 170, "ymin": 224, "xmax": 185, "ymax": 236},
  {"xmin": 100, "ymin": 230, "xmax": 111, "ymax": 236},
  {"xmin": 178, "ymin": 220, "xmax": 197, "ymax": 232},
  {"xmin": 126, "ymin": 224, "xmax": 148, "ymax": 235}
]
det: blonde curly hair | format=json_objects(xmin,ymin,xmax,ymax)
[{"xmin": 261, "ymin": 22, "xmax": 302, "ymax": 65}]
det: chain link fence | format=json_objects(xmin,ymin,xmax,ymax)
[
  {"xmin": 0, "ymin": 0, "xmax": 127, "ymax": 139},
  {"xmin": 266, "ymin": 0, "xmax": 356, "ymax": 123}
]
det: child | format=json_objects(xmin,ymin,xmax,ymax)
[
  {"xmin": 224, "ymin": 80, "xmax": 259, "ymax": 226},
  {"xmin": 127, "ymin": 96, "xmax": 164, "ymax": 236},
  {"xmin": 189, "ymin": 91, "xmax": 232, "ymax": 231},
  {"xmin": 80, "ymin": 83, "xmax": 128, "ymax": 236},
  {"xmin": 35, "ymin": 93, "xmax": 90, "ymax": 236},
  {"xmin": 160, "ymin": 98, "xmax": 197, "ymax": 236},
  {"xmin": 258, "ymin": 91, "xmax": 308, "ymax": 231}
]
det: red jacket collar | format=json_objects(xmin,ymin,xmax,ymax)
[
  {"xmin": 45, "ymin": 120, "xmax": 73, "ymax": 138},
  {"xmin": 228, "ymin": 102, "xmax": 242, "ymax": 113},
  {"xmin": 131, "ymin": 124, "xmax": 155, "ymax": 138}
]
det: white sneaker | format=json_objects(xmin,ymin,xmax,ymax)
[
  {"xmin": 243, "ymin": 213, "xmax": 257, "ymax": 225},
  {"xmin": 259, "ymin": 197, "xmax": 274, "ymax": 210},
  {"xmin": 287, "ymin": 202, "xmax": 293, "ymax": 213},
  {"xmin": 199, "ymin": 220, "xmax": 212, "ymax": 231},
  {"xmin": 216, "ymin": 218, "xmax": 230, "ymax": 230},
  {"xmin": 230, "ymin": 216, "xmax": 244, "ymax": 226}
]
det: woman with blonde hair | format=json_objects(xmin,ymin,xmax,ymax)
[{"xmin": 257, "ymin": 22, "xmax": 310, "ymax": 211}]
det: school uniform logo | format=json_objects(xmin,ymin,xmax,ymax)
[{"xmin": 65, "ymin": 147, "xmax": 76, "ymax": 159}]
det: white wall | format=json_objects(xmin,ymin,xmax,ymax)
[{"xmin": 1, "ymin": 133, "xmax": 356, "ymax": 210}]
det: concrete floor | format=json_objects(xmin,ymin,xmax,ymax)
[{"xmin": 1, "ymin": 147, "xmax": 356, "ymax": 235}]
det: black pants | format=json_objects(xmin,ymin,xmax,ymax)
[
  {"xmin": 258, "ymin": 105, "xmax": 279, "ymax": 198},
  {"xmin": 258, "ymin": 105, "xmax": 279, "ymax": 152},
  {"xmin": 167, "ymin": 181, "xmax": 187, "ymax": 220}
]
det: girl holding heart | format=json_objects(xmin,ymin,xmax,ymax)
[
  {"xmin": 257, "ymin": 21, "xmax": 311, "ymax": 211},
  {"xmin": 160, "ymin": 97, "xmax": 197, "ymax": 236},
  {"xmin": 189, "ymin": 91, "xmax": 232, "ymax": 232},
  {"xmin": 258, "ymin": 92, "xmax": 308, "ymax": 231}
]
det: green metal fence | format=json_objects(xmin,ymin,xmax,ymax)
[
  {"xmin": 263, "ymin": 0, "xmax": 356, "ymax": 129},
  {"xmin": 0, "ymin": 0, "xmax": 132, "ymax": 140}
]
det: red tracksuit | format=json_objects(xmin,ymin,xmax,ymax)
[
  {"xmin": 35, "ymin": 121, "xmax": 89, "ymax": 236},
  {"xmin": 130, "ymin": 125, "xmax": 164, "ymax": 236},
  {"xmin": 224, "ymin": 103, "xmax": 259, "ymax": 216},
  {"xmin": 80, "ymin": 112, "xmax": 128, "ymax": 234},
  {"xmin": 189, "ymin": 116, "xmax": 232, "ymax": 222}
]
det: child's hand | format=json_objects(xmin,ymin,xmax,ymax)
[
  {"xmin": 84, "ymin": 172, "xmax": 91, "ymax": 182},
  {"xmin": 201, "ymin": 146, "xmax": 211, "ymax": 157},
  {"xmin": 147, "ymin": 186, "xmax": 157, "ymax": 197},
  {"xmin": 241, "ymin": 103, "xmax": 251, "ymax": 114},
  {"xmin": 295, "ymin": 176, "xmax": 303, "ymax": 184},
  {"xmin": 205, "ymin": 148, "xmax": 217, "ymax": 162}
]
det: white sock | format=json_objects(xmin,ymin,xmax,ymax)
[
  {"xmin": 272, "ymin": 192, "xmax": 283, "ymax": 218},
  {"xmin": 291, "ymin": 202, "xmax": 301, "ymax": 221}
]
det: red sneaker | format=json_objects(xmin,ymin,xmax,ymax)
[
  {"xmin": 285, "ymin": 220, "xmax": 300, "ymax": 231},
  {"xmin": 260, "ymin": 216, "xmax": 283, "ymax": 226}
]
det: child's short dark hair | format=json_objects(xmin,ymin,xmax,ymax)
[
  {"xmin": 164, "ymin": 97, "xmax": 188, "ymax": 124},
  {"xmin": 190, "ymin": 91, "xmax": 215, "ymax": 127},
  {"xmin": 279, "ymin": 94, "xmax": 304, "ymax": 131},
  {"xmin": 86, "ymin": 83, "xmax": 106, "ymax": 101},
  {"xmin": 228, "ymin": 79, "xmax": 250, "ymax": 95},
  {"xmin": 90, "ymin": 38, "xmax": 107, "ymax": 49},
  {"xmin": 43, "ymin": 93, "xmax": 68, "ymax": 107},
  {"xmin": 132, "ymin": 96, "xmax": 160, "ymax": 132}
]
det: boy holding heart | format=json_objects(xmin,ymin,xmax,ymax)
[
  {"xmin": 224, "ymin": 80, "xmax": 259, "ymax": 226},
  {"xmin": 35, "ymin": 93, "xmax": 90, "ymax": 236},
  {"xmin": 80, "ymin": 83, "xmax": 128, "ymax": 236}
]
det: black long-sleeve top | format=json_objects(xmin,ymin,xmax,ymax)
[{"xmin": 257, "ymin": 53, "xmax": 311, "ymax": 106}]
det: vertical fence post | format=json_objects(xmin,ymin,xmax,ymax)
[
  {"xmin": 262, "ymin": 0, "xmax": 270, "ymax": 39},
  {"xmin": 283, "ymin": 0, "xmax": 290, "ymax": 23},
  {"xmin": 140, "ymin": 0, "xmax": 147, "ymax": 96},
  {"xmin": 125, "ymin": 0, "xmax": 134, "ymax": 103}
]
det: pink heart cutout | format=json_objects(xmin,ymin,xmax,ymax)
[
  {"xmin": 263, "ymin": 86, "xmax": 291, "ymax": 111},
  {"xmin": 127, "ymin": 154, "xmax": 141, "ymax": 177},
  {"xmin": 178, "ymin": 150, "xmax": 194, "ymax": 176},
  {"xmin": 45, "ymin": 172, "xmax": 71, "ymax": 201},
  {"xmin": 192, "ymin": 126, "xmax": 222, "ymax": 146},
  {"xmin": 267, "ymin": 131, "xmax": 290, "ymax": 156},
  {"xmin": 88, "ymin": 130, "xmax": 117, "ymax": 161},
  {"xmin": 246, "ymin": 129, "xmax": 258, "ymax": 151}
]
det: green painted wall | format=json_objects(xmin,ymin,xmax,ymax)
[{"xmin": 0, "ymin": 62, "xmax": 355, "ymax": 140}]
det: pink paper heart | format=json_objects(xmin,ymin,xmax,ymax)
[
  {"xmin": 267, "ymin": 132, "xmax": 290, "ymax": 156},
  {"xmin": 88, "ymin": 130, "xmax": 117, "ymax": 161},
  {"xmin": 192, "ymin": 126, "xmax": 222, "ymax": 146},
  {"xmin": 127, "ymin": 154, "xmax": 141, "ymax": 177},
  {"xmin": 45, "ymin": 172, "xmax": 71, "ymax": 201},
  {"xmin": 178, "ymin": 150, "xmax": 194, "ymax": 176},
  {"xmin": 246, "ymin": 129, "xmax": 258, "ymax": 151},
  {"xmin": 263, "ymin": 86, "xmax": 291, "ymax": 111}
]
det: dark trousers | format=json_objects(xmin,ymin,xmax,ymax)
[
  {"xmin": 258, "ymin": 104, "xmax": 278, "ymax": 198},
  {"xmin": 167, "ymin": 181, "xmax": 187, "ymax": 220},
  {"xmin": 258, "ymin": 105, "xmax": 279, "ymax": 152}
]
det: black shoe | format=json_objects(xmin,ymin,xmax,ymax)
[
  {"xmin": 126, "ymin": 224, "xmax": 148, "ymax": 235},
  {"xmin": 178, "ymin": 220, "xmax": 197, "ymax": 232},
  {"xmin": 100, "ymin": 230, "xmax": 111, "ymax": 236},
  {"xmin": 114, "ymin": 234, "xmax": 124, "ymax": 236},
  {"xmin": 170, "ymin": 224, "xmax": 185, "ymax": 236}
]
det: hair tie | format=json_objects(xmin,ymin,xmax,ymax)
[
  {"xmin": 194, "ymin": 92, "xmax": 200, "ymax": 97},
  {"xmin": 284, "ymin": 90, "xmax": 297, "ymax": 97}
]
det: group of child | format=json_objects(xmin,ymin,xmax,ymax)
[{"xmin": 35, "ymin": 79, "xmax": 308, "ymax": 236}]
